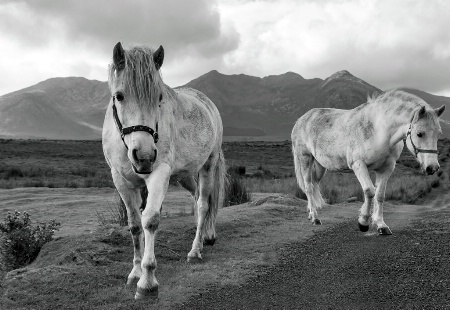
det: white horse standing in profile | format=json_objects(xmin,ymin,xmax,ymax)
[
  {"xmin": 102, "ymin": 42, "xmax": 225, "ymax": 300},
  {"xmin": 292, "ymin": 90, "xmax": 445, "ymax": 235}
]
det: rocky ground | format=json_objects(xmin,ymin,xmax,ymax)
[{"xmin": 178, "ymin": 193, "xmax": 450, "ymax": 310}]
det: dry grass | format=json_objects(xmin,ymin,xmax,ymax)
[
  {"xmin": 244, "ymin": 167, "xmax": 444, "ymax": 205},
  {"xmin": 0, "ymin": 194, "xmax": 363, "ymax": 309}
]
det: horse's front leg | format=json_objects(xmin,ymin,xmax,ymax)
[
  {"xmin": 111, "ymin": 170, "xmax": 144, "ymax": 288},
  {"xmin": 373, "ymin": 163, "xmax": 395, "ymax": 235},
  {"xmin": 135, "ymin": 163, "xmax": 171, "ymax": 300},
  {"xmin": 352, "ymin": 160, "xmax": 375, "ymax": 232}
]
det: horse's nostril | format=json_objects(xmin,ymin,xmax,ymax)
[
  {"xmin": 132, "ymin": 149, "xmax": 139, "ymax": 162},
  {"xmin": 151, "ymin": 149, "xmax": 158, "ymax": 162},
  {"xmin": 426, "ymin": 166, "xmax": 434, "ymax": 175}
]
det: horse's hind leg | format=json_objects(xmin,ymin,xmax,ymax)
[
  {"xmin": 299, "ymin": 153, "xmax": 322, "ymax": 225},
  {"xmin": 187, "ymin": 151, "xmax": 224, "ymax": 262},
  {"xmin": 373, "ymin": 163, "xmax": 395, "ymax": 235},
  {"xmin": 111, "ymin": 171, "xmax": 144, "ymax": 289},
  {"xmin": 352, "ymin": 160, "xmax": 375, "ymax": 232},
  {"xmin": 312, "ymin": 159, "xmax": 326, "ymax": 207},
  {"xmin": 179, "ymin": 175, "xmax": 198, "ymax": 216}
]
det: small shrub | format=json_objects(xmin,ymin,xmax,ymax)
[
  {"xmin": 227, "ymin": 165, "xmax": 246, "ymax": 176},
  {"xmin": 322, "ymin": 187, "xmax": 339, "ymax": 204},
  {"xmin": 5, "ymin": 167, "xmax": 24, "ymax": 179},
  {"xmin": 0, "ymin": 211, "xmax": 60, "ymax": 271},
  {"xmin": 224, "ymin": 173, "xmax": 251, "ymax": 207}
]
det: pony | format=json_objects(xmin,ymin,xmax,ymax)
[
  {"xmin": 291, "ymin": 90, "xmax": 445, "ymax": 235},
  {"xmin": 102, "ymin": 42, "xmax": 225, "ymax": 300}
]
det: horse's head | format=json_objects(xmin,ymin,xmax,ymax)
[
  {"xmin": 109, "ymin": 42, "xmax": 165, "ymax": 174},
  {"xmin": 405, "ymin": 105, "xmax": 445, "ymax": 175}
]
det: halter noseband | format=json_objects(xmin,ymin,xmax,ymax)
[
  {"xmin": 403, "ymin": 111, "xmax": 439, "ymax": 157},
  {"xmin": 112, "ymin": 93, "xmax": 159, "ymax": 150}
]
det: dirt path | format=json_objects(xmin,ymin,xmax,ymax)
[{"xmin": 178, "ymin": 192, "xmax": 450, "ymax": 309}]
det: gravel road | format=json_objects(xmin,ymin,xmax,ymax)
[{"xmin": 178, "ymin": 196, "xmax": 450, "ymax": 309}]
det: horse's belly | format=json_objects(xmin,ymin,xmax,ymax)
[{"xmin": 315, "ymin": 152, "xmax": 348, "ymax": 170}]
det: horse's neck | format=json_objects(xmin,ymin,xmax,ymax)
[
  {"xmin": 358, "ymin": 103, "xmax": 412, "ymax": 148},
  {"xmin": 384, "ymin": 105, "xmax": 414, "ymax": 148}
]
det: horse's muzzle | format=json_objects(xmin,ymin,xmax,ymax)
[
  {"xmin": 131, "ymin": 149, "xmax": 157, "ymax": 174},
  {"xmin": 425, "ymin": 164, "xmax": 439, "ymax": 175}
]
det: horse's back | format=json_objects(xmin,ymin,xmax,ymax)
[
  {"xmin": 292, "ymin": 108, "xmax": 347, "ymax": 142},
  {"xmin": 168, "ymin": 87, "xmax": 223, "ymax": 176},
  {"xmin": 175, "ymin": 87, "xmax": 223, "ymax": 129}
]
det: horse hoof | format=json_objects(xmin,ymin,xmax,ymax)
[
  {"xmin": 377, "ymin": 227, "xmax": 392, "ymax": 235},
  {"xmin": 204, "ymin": 238, "xmax": 216, "ymax": 246},
  {"xmin": 135, "ymin": 286, "xmax": 158, "ymax": 300},
  {"xmin": 187, "ymin": 253, "xmax": 202, "ymax": 263},
  {"xmin": 312, "ymin": 219, "xmax": 322, "ymax": 225},
  {"xmin": 358, "ymin": 223, "xmax": 370, "ymax": 232}
]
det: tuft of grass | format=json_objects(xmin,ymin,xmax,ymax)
[
  {"xmin": 96, "ymin": 192, "xmax": 128, "ymax": 227},
  {"xmin": 96, "ymin": 188, "xmax": 148, "ymax": 227},
  {"xmin": 224, "ymin": 173, "xmax": 252, "ymax": 207}
]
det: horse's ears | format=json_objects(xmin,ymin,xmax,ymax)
[
  {"xmin": 153, "ymin": 45, "xmax": 164, "ymax": 70},
  {"xmin": 113, "ymin": 42, "xmax": 125, "ymax": 71},
  {"xmin": 417, "ymin": 106, "xmax": 426, "ymax": 119},
  {"xmin": 435, "ymin": 105, "xmax": 446, "ymax": 117}
]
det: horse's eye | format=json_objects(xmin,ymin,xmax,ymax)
[
  {"xmin": 115, "ymin": 92, "xmax": 124, "ymax": 102},
  {"xmin": 159, "ymin": 94, "xmax": 163, "ymax": 102},
  {"xmin": 417, "ymin": 132, "xmax": 424, "ymax": 138}
]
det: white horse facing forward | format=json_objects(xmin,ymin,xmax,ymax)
[
  {"xmin": 102, "ymin": 43, "xmax": 225, "ymax": 300},
  {"xmin": 292, "ymin": 90, "xmax": 445, "ymax": 235}
]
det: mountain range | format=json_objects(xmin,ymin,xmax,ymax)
[{"xmin": 0, "ymin": 71, "xmax": 449, "ymax": 140}]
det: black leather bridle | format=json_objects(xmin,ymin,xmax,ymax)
[
  {"xmin": 112, "ymin": 92, "xmax": 159, "ymax": 150},
  {"xmin": 403, "ymin": 110, "xmax": 439, "ymax": 158}
]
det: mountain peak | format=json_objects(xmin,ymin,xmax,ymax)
[
  {"xmin": 322, "ymin": 70, "xmax": 368, "ymax": 89},
  {"xmin": 327, "ymin": 70, "xmax": 354, "ymax": 80}
]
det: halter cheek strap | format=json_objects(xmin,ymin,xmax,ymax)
[
  {"xmin": 112, "ymin": 94, "xmax": 159, "ymax": 150},
  {"xmin": 403, "ymin": 113, "xmax": 439, "ymax": 157}
]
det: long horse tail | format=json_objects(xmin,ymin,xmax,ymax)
[
  {"xmin": 202, "ymin": 149, "xmax": 225, "ymax": 244},
  {"xmin": 292, "ymin": 144, "xmax": 306, "ymax": 192},
  {"xmin": 292, "ymin": 144, "xmax": 325, "ymax": 208}
]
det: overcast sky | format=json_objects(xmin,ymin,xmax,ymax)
[{"xmin": 1, "ymin": 0, "xmax": 450, "ymax": 96}]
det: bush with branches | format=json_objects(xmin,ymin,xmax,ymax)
[{"xmin": 0, "ymin": 211, "xmax": 60, "ymax": 271}]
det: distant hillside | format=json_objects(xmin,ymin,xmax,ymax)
[
  {"xmin": 0, "ymin": 77, "xmax": 109, "ymax": 139},
  {"xmin": 0, "ymin": 73, "xmax": 448, "ymax": 140},
  {"xmin": 183, "ymin": 70, "xmax": 381, "ymax": 137}
]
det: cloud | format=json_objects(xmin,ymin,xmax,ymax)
[
  {"xmin": 0, "ymin": 0, "xmax": 239, "ymax": 93},
  {"xmin": 218, "ymin": 0, "xmax": 450, "ymax": 94},
  {"xmin": 1, "ymin": 0, "xmax": 450, "ymax": 96}
]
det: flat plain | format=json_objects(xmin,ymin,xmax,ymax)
[{"xmin": 0, "ymin": 138, "xmax": 449, "ymax": 309}]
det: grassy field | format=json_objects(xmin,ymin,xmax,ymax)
[
  {"xmin": 1, "ymin": 191, "xmax": 447, "ymax": 309},
  {"xmin": 1, "ymin": 138, "xmax": 449, "ymax": 204},
  {"xmin": 0, "ymin": 138, "xmax": 449, "ymax": 308},
  {"xmin": 0, "ymin": 139, "xmax": 112, "ymax": 189}
]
